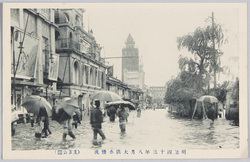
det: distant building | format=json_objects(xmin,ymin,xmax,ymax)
[
  {"xmin": 150, "ymin": 86, "xmax": 166, "ymax": 106},
  {"xmin": 55, "ymin": 8, "xmax": 107, "ymax": 115},
  {"xmin": 121, "ymin": 34, "xmax": 146, "ymax": 105},
  {"xmin": 106, "ymin": 75, "xmax": 144, "ymax": 106},
  {"xmin": 122, "ymin": 34, "xmax": 145, "ymax": 90}
]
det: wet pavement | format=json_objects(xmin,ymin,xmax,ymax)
[{"xmin": 12, "ymin": 109, "xmax": 239, "ymax": 150}]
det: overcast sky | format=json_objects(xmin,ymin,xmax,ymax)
[{"xmin": 82, "ymin": 3, "xmax": 240, "ymax": 87}]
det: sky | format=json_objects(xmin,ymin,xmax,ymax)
[{"xmin": 81, "ymin": 3, "xmax": 240, "ymax": 87}]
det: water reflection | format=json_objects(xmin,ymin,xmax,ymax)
[{"xmin": 120, "ymin": 132, "xmax": 126, "ymax": 139}]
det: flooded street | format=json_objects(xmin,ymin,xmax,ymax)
[{"xmin": 12, "ymin": 109, "xmax": 239, "ymax": 150}]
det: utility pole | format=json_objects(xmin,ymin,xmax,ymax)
[
  {"xmin": 12, "ymin": 30, "xmax": 16, "ymax": 106},
  {"xmin": 212, "ymin": 12, "xmax": 216, "ymax": 89}
]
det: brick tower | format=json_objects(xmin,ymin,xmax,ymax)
[{"xmin": 122, "ymin": 34, "xmax": 139, "ymax": 81}]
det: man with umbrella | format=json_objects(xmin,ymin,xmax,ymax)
[
  {"xmin": 54, "ymin": 97, "xmax": 79, "ymax": 141},
  {"xmin": 117, "ymin": 105, "xmax": 127, "ymax": 132},
  {"xmin": 90, "ymin": 100, "xmax": 106, "ymax": 143},
  {"xmin": 37, "ymin": 106, "xmax": 53, "ymax": 138},
  {"xmin": 107, "ymin": 104, "xmax": 117, "ymax": 122},
  {"xmin": 21, "ymin": 95, "xmax": 53, "ymax": 138}
]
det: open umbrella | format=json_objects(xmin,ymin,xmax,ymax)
[
  {"xmin": 22, "ymin": 95, "xmax": 52, "ymax": 117},
  {"xmin": 54, "ymin": 97, "xmax": 79, "ymax": 122},
  {"xmin": 106, "ymin": 100, "xmax": 136, "ymax": 110},
  {"xmin": 197, "ymin": 95, "xmax": 218, "ymax": 103},
  {"xmin": 91, "ymin": 91, "xmax": 123, "ymax": 102},
  {"xmin": 191, "ymin": 95, "xmax": 218, "ymax": 120}
]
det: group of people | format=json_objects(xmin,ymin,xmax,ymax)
[
  {"xmin": 106, "ymin": 103, "xmax": 130, "ymax": 132},
  {"xmin": 90, "ymin": 100, "xmax": 131, "ymax": 144},
  {"xmin": 13, "ymin": 99, "xmax": 140, "ymax": 145}
]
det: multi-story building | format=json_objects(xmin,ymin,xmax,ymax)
[
  {"xmin": 106, "ymin": 68, "xmax": 143, "ymax": 107},
  {"xmin": 11, "ymin": 9, "xmax": 59, "ymax": 110},
  {"xmin": 10, "ymin": 8, "xmax": 143, "ymax": 115},
  {"xmin": 122, "ymin": 34, "xmax": 146, "ymax": 105},
  {"xmin": 122, "ymin": 34, "xmax": 145, "ymax": 90},
  {"xmin": 55, "ymin": 9, "xmax": 107, "ymax": 115},
  {"xmin": 150, "ymin": 86, "xmax": 166, "ymax": 106}
]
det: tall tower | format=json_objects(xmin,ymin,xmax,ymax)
[{"xmin": 122, "ymin": 34, "xmax": 139, "ymax": 81}]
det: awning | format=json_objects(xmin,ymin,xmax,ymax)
[
  {"xmin": 12, "ymin": 79, "xmax": 46, "ymax": 87},
  {"xmin": 39, "ymin": 91, "xmax": 68, "ymax": 98}
]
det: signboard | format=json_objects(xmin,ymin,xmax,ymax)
[
  {"xmin": 80, "ymin": 38, "xmax": 91, "ymax": 54},
  {"xmin": 11, "ymin": 29, "xmax": 38, "ymax": 79},
  {"xmin": 48, "ymin": 53, "xmax": 59, "ymax": 81},
  {"xmin": 107, "ymin": 65, "xmax": 114, "ymax": 77}
]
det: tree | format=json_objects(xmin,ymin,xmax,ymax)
[
  {"xmin": 166, "ymin": 14, "xmax": 227, "ymax": 118},
  {"xmin": 165, "ymin": 71, "xmax": 203, "ymax": 117},
  {"xmin": 231, "ymin": 77, "xmax": 239, "ymax": 102},
  {"xmin": 211, "ymin": 81, "xmax": 229, "ymax": 108},
  {"xmin": 177, "ymin": 21, "xmax": 226, "ymax": 91}
]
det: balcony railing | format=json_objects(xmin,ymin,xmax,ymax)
[{"xmin": 56, "ymin": 38, "xmax": 80, "ymax": 52}]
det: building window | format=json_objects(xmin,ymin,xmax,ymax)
[
  {"xmin": 55, "ymin": 30, "xmax": 60, "ymax": 40},
  {"xmin": 95, "ymin": 69, "xmax": 98, "ymax": 86},
  {"xmin": 101, "ymin": 72, "xmax": 105, "ymax": 88},
  {"xmin": 85, "ymin": 66, "xmax": 89, "ymax": 84},
  {"xmin": 92, "ymin": 68, "xmax": 95, "ymax": 85},
  {"xmin": 73, "ymin": 61, "xmax": 80, "ymax": 84},
  {"xmin": 82, "ymin": 65, "xmax": 85, "ymax": 84},
  {"xmin": 98, "ymin": 71, "xmax": 100, "ymax": 87},
  {"xmin": 90, "ymin": 68, "xmax": 93, "ymax": 85}
]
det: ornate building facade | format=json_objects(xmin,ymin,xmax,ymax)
[{"xmin": 55, "ymin": 9, "xmax": 107, "ymax": 115}]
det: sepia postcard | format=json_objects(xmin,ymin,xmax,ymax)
[{"xmin": 2, "ymin": 2, "xmax": 248, "ymax": 160}]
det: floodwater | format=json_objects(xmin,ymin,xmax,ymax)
[{"xmin": 12, "ymin": 109, "xmax": 239, "ymax": 150}]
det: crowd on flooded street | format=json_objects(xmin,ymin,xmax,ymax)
[
  {"xmin": 12, "ymin": 98, "xmax": 143, "ymax": 146},
  {"xmin": 12, "ymin": 107, "xmax": 239, "ymax": 151}
]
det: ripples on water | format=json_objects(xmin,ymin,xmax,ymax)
[{"xmin": 12, "ymin": 109, "xmax": 239, "ymax": 150}]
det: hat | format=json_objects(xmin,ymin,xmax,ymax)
[{"xmin": 94, "ymin": 99, "xmax": 100, "ymax": 105}]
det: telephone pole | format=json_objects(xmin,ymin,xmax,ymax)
[{"xmin": 212, "ymin": 12, "xmax": 216, "ymax": 89}]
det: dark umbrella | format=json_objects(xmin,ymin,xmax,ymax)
[
  {"xmin": 106, "ymin": 100, "xmax": 136, "ymax": 110},
  {"xmin": 54, "ymin": 97, "xmax": 79, "ymax": 123},
  {"xmin": 55, "ymin": 109, "xmax": 72, "ymax": 123},
  {"xmin": 22, "ymin": 95, "xmax": 52, "ymax": 117}
]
